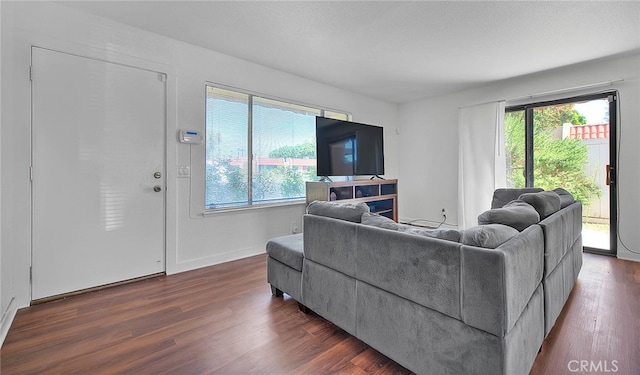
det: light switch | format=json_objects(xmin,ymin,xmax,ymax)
[{"xmin": 177, "ymin": 166, "xmax": 190, "ymax": 178}]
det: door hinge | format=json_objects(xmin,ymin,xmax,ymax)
[
  {"xmin": 159, "ymin": 73, "xmax": 167, "ymax": 82},
  {"xmin": 30, "ymin": 166, "xmax": 33, "ymax": 181},
  {"xmin": 29, "ymin": 65, "xmax": 33, "ymax": 81},
  {"xmin": 30, "ymin": 266, "xmax": 33, "ymax": 283}
]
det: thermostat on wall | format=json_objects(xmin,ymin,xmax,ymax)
[{"xmin": 179, "ymin": 129, "xmax": 203, "ymax": 144}]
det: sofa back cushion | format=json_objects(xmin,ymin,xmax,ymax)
[
  {"xmin": 460, "ymin": 224, "xmax": 519, "ymax": 249},
  {"xmin": 307, "ymin": 200, "xmax": 370, "ymax": 223},
  {"xmin": 477, "ymin": 199, "xmax": 540, "ymax": 231},
  {"xmin": 356, "ymin": 224, "xmax": 463, "ymax": 319},
  {"xmin": 361, "ymin": 212, "xmax": 399, "ymax": 230},
  {"xmin": 303, "ymin": 214, "xmax": 359, "ymax": 277},
  {"xmin": 518, "ymin": 191, "xmax": 561, "ymax": 219},
  {"xmin": 491, "ymin": 188, "xmax": 543, "ymax": 208},
  {"xmin": 553, "ymin": 187, "xmax": 575, "ymax": 208},
  {"xmin": 398, "ymin": 225, "xmax": 461, "ymax": 242},
  {"xmin": 361, "ymin": 212, "xmax": 461, "ymax": 242}
]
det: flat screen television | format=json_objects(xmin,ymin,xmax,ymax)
[{"xmin": 316, "ymin": 117, "xmax": 385, "ymax": 177}]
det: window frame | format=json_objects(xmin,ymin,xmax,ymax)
[
  {"xmin": 506, "ymin": 91, "xmax": 616, "ymax": 187},
  {"xmin": 505, "ymin": 91, "xmax": 618, "ymax": 256},
  {"xmin": 204, "ymin": 83, "xmax": 350, "ymax": 212}
]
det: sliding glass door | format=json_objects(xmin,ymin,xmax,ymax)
[{"xmin": 505, "ymin": 92, "xmax": 617, "ymax": 255}]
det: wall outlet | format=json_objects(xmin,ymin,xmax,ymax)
[
  {"xmin": 291, "ymin": 222, "xmax": 299, "ymax": 234},
  {"xmin": 441, "ymin": 208, "xmax": 447, "ymax": 218}
]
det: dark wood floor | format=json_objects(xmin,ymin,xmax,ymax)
[{"xmin": 1, "ymin": 252, "xmax": 638, "ymax": 374}]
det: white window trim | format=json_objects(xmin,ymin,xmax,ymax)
[{"xmin": 203, "ymin": 82, "xmax": 351, "ymax": 212}]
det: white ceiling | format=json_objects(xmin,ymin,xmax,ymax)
[{"xmin": 58, "ymin": 1, "xmax": 640, "ymax": 103}]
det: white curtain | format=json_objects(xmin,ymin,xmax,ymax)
[{"xmin": 458, "ymin": 101, "xmax": 506, "ymax": 229}]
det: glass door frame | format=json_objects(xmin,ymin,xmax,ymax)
[{"xmin": 506, "ymin": 91, "xmax": 618, "ymax": 256}]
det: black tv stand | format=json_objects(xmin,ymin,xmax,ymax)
[{"xmin": 370, "ymin": 175, "xmax": 385, "ymax": 180}]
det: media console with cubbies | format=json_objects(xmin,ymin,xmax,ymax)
[{"xmin": 305, "ymin": 179, "xmax": 398, "ymax": 222}]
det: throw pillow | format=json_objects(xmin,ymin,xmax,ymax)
[
  {"xmin": 553, "ymin": 187, "xmax": 575, "ymax": 208},
  {"xmin": 397, "ymin": 224, "xmax": 461, "ymax": 242},
  {"xmin": 477, "ymin": 199, "xmax": 540, "ymax": 231},
  {"xmin": 361, "ymin": 212, "xmax": 399, "ymax": 230},
  {"xmin": 491, "ymin": 187, "xmax": 544, "ymax": 209},
  {"xmin": 518, "ymin": 191, "xmax": 561, "ymax": 220},
  {"xmin": 306, "ymin": 200, "xmax": 370, "ymax": 223},
  {"xmin": 460, "ymin": 224, "xmax": 519, "ymax": 249}
]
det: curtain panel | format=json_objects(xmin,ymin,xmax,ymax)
[{"xmin": 457, "ymin": 101, "xmax": 506, "ymax": 229}]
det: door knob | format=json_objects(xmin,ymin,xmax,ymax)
[
  {"xmin": 154, "ymin": 172, "xmax": 162, "ymax": 179},
  {"xmin": 153, "ymin": 185, "xmax": 162, "ymax": 192}
]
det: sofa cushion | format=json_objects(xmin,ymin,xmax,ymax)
[
  {"xmin": 460, "ymin": 224, "xmax": 519, "ymax": 249},
  {"xmin": 477, "ymin": 199, "xmax": 540, "ymax": 231},
  {"xmin": 491, "ymin": 188, "xmax": 544, "ymax": 208},
  {"xmin": 518, "ymin": 191, "xmax": 561, "ymax": 219},
  {"xmin": 361, "ymin": 212, "xmax": 399, "ymax": 230},
  {"xmin": 307, "ymin": 200, "xmax": 370, "ymax": 223},
  {"xmin": 553, "ymin": 188, "xmax": 575, "ymax": 208},
  {"xmin": 266, "ymin": 233, "xmax": 304, "ymax": 271},
  {"xmin": 398, "ymin": 225, "xmax": 461, "ymax": 242}
]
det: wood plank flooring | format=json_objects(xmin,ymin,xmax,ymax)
[
  {"xmin": 1, "ymin": 252, "xmax": 638, "ymax": 374},
  {"xmin": 530, "ymin": 252, "xmax": 640, "ymax": 375}
]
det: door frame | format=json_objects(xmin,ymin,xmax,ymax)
[
  {"xmin": 29, "ymin": 46, "xmax": 170, "ymax": 301},
  {"xmin": 506, "ymin": 91, "xmax": 618, "ymax": 256}
]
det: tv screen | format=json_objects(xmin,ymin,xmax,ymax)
[{"xmin": 316, "ymin": 117, "xmax": 385, "ymax": 177}]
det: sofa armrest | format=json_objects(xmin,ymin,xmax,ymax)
[
  {"xmin": 540, "ymin": 201, "xmax": 582, "ymax": 276},
  {"xmin": 461, "ymin": 224, "xmax": 544, "ymax": 337}
]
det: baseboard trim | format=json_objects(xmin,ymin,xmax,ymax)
[
  {"xmin": 0, "ymin": 298, "xmax": 18, "ymax": 348},
  {"xmin": 169, "ymin": 247, "xmax": 265, "ymax": 275}
]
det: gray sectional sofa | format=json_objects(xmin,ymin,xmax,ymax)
[{"xmin": 266, "ymin": 188, "xmax": 582, "ymax": 375}]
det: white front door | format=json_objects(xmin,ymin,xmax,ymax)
[{"xmin": 31, "ymin": 47, "xmax": 166, "ymax": 300}]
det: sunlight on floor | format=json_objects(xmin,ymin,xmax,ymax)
[{"xmin": 582, "ymin": 222, "xmax": 610, "ymax": 250}]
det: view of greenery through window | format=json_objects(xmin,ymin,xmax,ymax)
[
  {"xmin": 205, "ymin": 85, "xmax": 348, "ymax": 209},
  {"xmin": 506, "ymin": 97, "xmax": 613, "ymax": 251},
  {"xmin": 505, "ymin": 103, "xmax": 602, "ymax": 204}
]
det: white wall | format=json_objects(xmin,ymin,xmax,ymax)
[
  {"xmin": 0, "ymin": 0, "xmax": 18, "ymax": 345},
  {"xmin": 0, "ymin": 0, "xmax": 399, "ymax": 326},
  {"xmin": 399, "ymin": 52, "xmax": 640, "ymax": 261}
]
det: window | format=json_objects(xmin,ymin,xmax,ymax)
[
  {"xmin": 505, "ymin": 92, "xmax": 617, "ymax": 254},
  {"xmin": 504, "ymin": 109, "xmax": 527, "ymax": 188},
  {"xmin": 505, "ymin": 94, "xmax": 614, "ymax": 196},
  {"xmin": 205, "ymin": 85, "xmax": 349, "ymax": 209}
]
